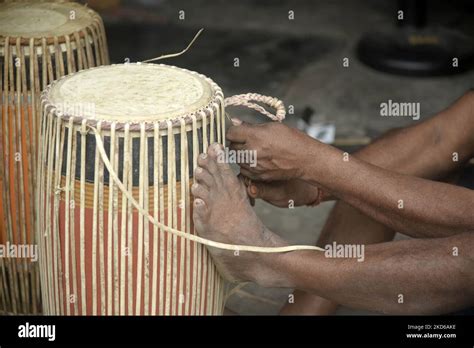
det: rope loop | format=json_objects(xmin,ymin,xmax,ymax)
[{"xmin": 224, "ymin": 93, "xmax": 286, "ymax": 122}]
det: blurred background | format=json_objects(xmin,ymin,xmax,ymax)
[{"xmin": 81, "ymin": 0, "xmax": 474, "ymax": 315}]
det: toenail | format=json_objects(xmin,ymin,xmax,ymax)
[
  {"xmin": 195, "ymin": 167, "xmax": 202, "ymax": 174},
  {"xmin": 231, "ymin": 118, "xmax": 242, "ymax": 126},
  {"xmin": 194, "ymin": 198, "xmax": 204, "ymax": 206},
  {"xmin": 212, "ymin": 143, "xmax": 221, "ymax": 150},
  {"xmin": 192, "ymin": 183, "xmax": 198, "ymax": 190},
  {"xmin": 200, "ymin": 153, "xmax": 207, "ymax": 159}
]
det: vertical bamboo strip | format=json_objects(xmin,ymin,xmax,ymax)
[
  {"xmin": 91, "ymin": 122, "xmax": 101, "ymax": 315},
  {"xmin": 151, "ymin": 124, "xmax": 159, "ymax": 315},
  {"xmin": 79, "ymin": 120, "xmax": 87, "ymax": 314},
  {"xmin": 63, "ymin": 117, "xmax": 74, "ymax": 315},
  {"xmin": 106, "ymin": 123, "xmax": 116, "ymax": 314},
  {"xmin": 135, "ymin": 123, "xmax": 146, "ymax": 314},
  {"xmin": 126, "ymin": 127, "xmax": 134, "ymax": 315},
  {"xmin": 178, "ymin": 119, "xmax": 186, "ymax": 315},
  {"xmin": 143, "ymin": 129, "xmax": 150, "ymax": 315},
  {"xmin": 119, "ymin": 124, "xmax": 130, "ymax": 315},
  {"xmin": 158, "ymin": 127, "xmax": 165, "ymax": 315},
  {"xmin": 98, "ymin": 122, "xmax": 106, "ymax": 315}
]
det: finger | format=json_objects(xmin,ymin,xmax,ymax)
[
  {"xmin": 238, "ymin": 162, "xmax": 253, "ymax": 171},
  {"xmin": 237, "ymin": 174, "xmax": 255, "ymax": 206},
  {"xmin": 247, "ymin": 181, "xmax": 290, "ymax": 208},
  {"xmin": 226, "ymin": 120, "xmax": 254, "ymax": 143},
  {"xmin": 248, "ymin": 181, "xmax": 278, "ymax": 200},
  {"xmin": 239, "ymin": 168, "xmax": 260, "ymax": 181},
  {"xmin": 229, "ymin": 142, "xmax": 246, "ymax": 151},
  {"xmin": 237, "ymin": 173, "xmax": 252, "ymax": 187}
]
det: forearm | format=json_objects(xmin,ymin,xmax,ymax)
[
  {"xmin": 305, "ymin": 145, "xmax": 474, "ymax": 237},
  {"xmin": 315, "ymin": 92, "xmax": 474, "ymax": 203},
  {"xmin": 348, "ymin": 91, "xmax": 474, "ymax": 179},
  {"xmin": 266, "ymin": 232, "xmax": 474, "ymax": 314}
]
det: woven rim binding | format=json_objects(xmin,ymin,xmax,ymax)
[{"xmin": 40, "ymin": 63, "xmax": 225, "ymax": 131}]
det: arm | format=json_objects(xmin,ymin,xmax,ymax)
[
  {"xmin": 232, "ymin": 91, "xmax": 474, "ymax": 205},
  {"xmin": 302, "ymin": 142, "xmax": 474, "ymax": 238},
  {"xmin": 350, "ymin": 91, "xmax": 474, "ymax": 180},
  {"xmin": 230, "ymin": 92, "xmax": 474, "ymax": 237},
  {"xmin": 314, "ymin": 93, "xmax": 474, "ymax": 235},
  {"xmin": 264, "ymin": 232, "xmax": 474, "ymax": 314}
]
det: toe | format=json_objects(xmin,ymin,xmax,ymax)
[
  {"xmin": 209, "ymin": 143, "xmax": 239, "ymax": 182},
  {"xmin": 193, "ymin": 198, "xmax": 210, "ymax": 230},
  {"xmin": 191, "ymin": 183, "xmax": 209, "ymax": 200},
  {"xmin": 215, "ymin": 144, "xmax": 235, "ymax": 176},
  {"xmin": 197, "ymin": 152, "xmax": 218, "ymax": 174},
  {"xmin": 208, "ymin": 142, "xmax": 224, "ymax": 160},
  {"xmin": 209, "ymin": 142, "xmax": 234, "ymax": 174},
  {"xmin": 194, "ymin": 166, "xmax": 214, "ymax": 188}
]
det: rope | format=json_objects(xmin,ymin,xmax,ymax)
[{"xmin": 224, "ymin": 93, "xmax": 286, "ymax": 121}]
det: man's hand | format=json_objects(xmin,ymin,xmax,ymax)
[{"xmin": 227, "ymin": 119, "xmax": 317, "ymax": 181}]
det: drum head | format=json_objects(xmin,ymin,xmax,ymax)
[
  {"xmin": 0, "ymin": 2, "xmax": 96, "ymax": 38},
  {"xmin": 48, "ymin": 63, "xmax": 216, "ymax": 122}
]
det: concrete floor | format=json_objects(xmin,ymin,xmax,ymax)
[{"xmin": 100, "ymin": 0, "xmax": 474, "ymax": 315}]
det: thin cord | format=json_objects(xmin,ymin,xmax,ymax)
[{"xmin": 141, "ymin": 28, "xmax": 204, "ymax": 63}]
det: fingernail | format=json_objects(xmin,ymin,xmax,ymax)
[
  {"xmin": 249, "ymin": 185, "xmax": 258, "ymax": 196},
  {"xmin": 231, "ymin": 118, "xmax": 242, "ymax": 126}
]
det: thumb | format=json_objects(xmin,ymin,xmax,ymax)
[{"xmin": 227, "ymin": 119, "xmax": 255, "ymax": 143}]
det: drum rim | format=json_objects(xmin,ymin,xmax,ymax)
[
  {"xmin": 41, "ymin": 63, "xmax": 225, "ymax": 131},
  {"xmin": 0, "ymin": 1, "xmax": 102, "ymax": 44}
]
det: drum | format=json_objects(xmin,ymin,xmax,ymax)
[
  {"xmin": 0, "ymin": 1, "xmax": 109, "ymax": 314},
  {"xmin": 38, "ymin": 63, "xmax": 227, "ymax": 315}
]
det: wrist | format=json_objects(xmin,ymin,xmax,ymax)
[{"xmin": 300, "ymin": 140, "xmax": 336, "ymax": 184}]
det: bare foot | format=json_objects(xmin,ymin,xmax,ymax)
[{"xmin": 192, "ymin": 143, "xmax": 287, "ymax": 285}]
